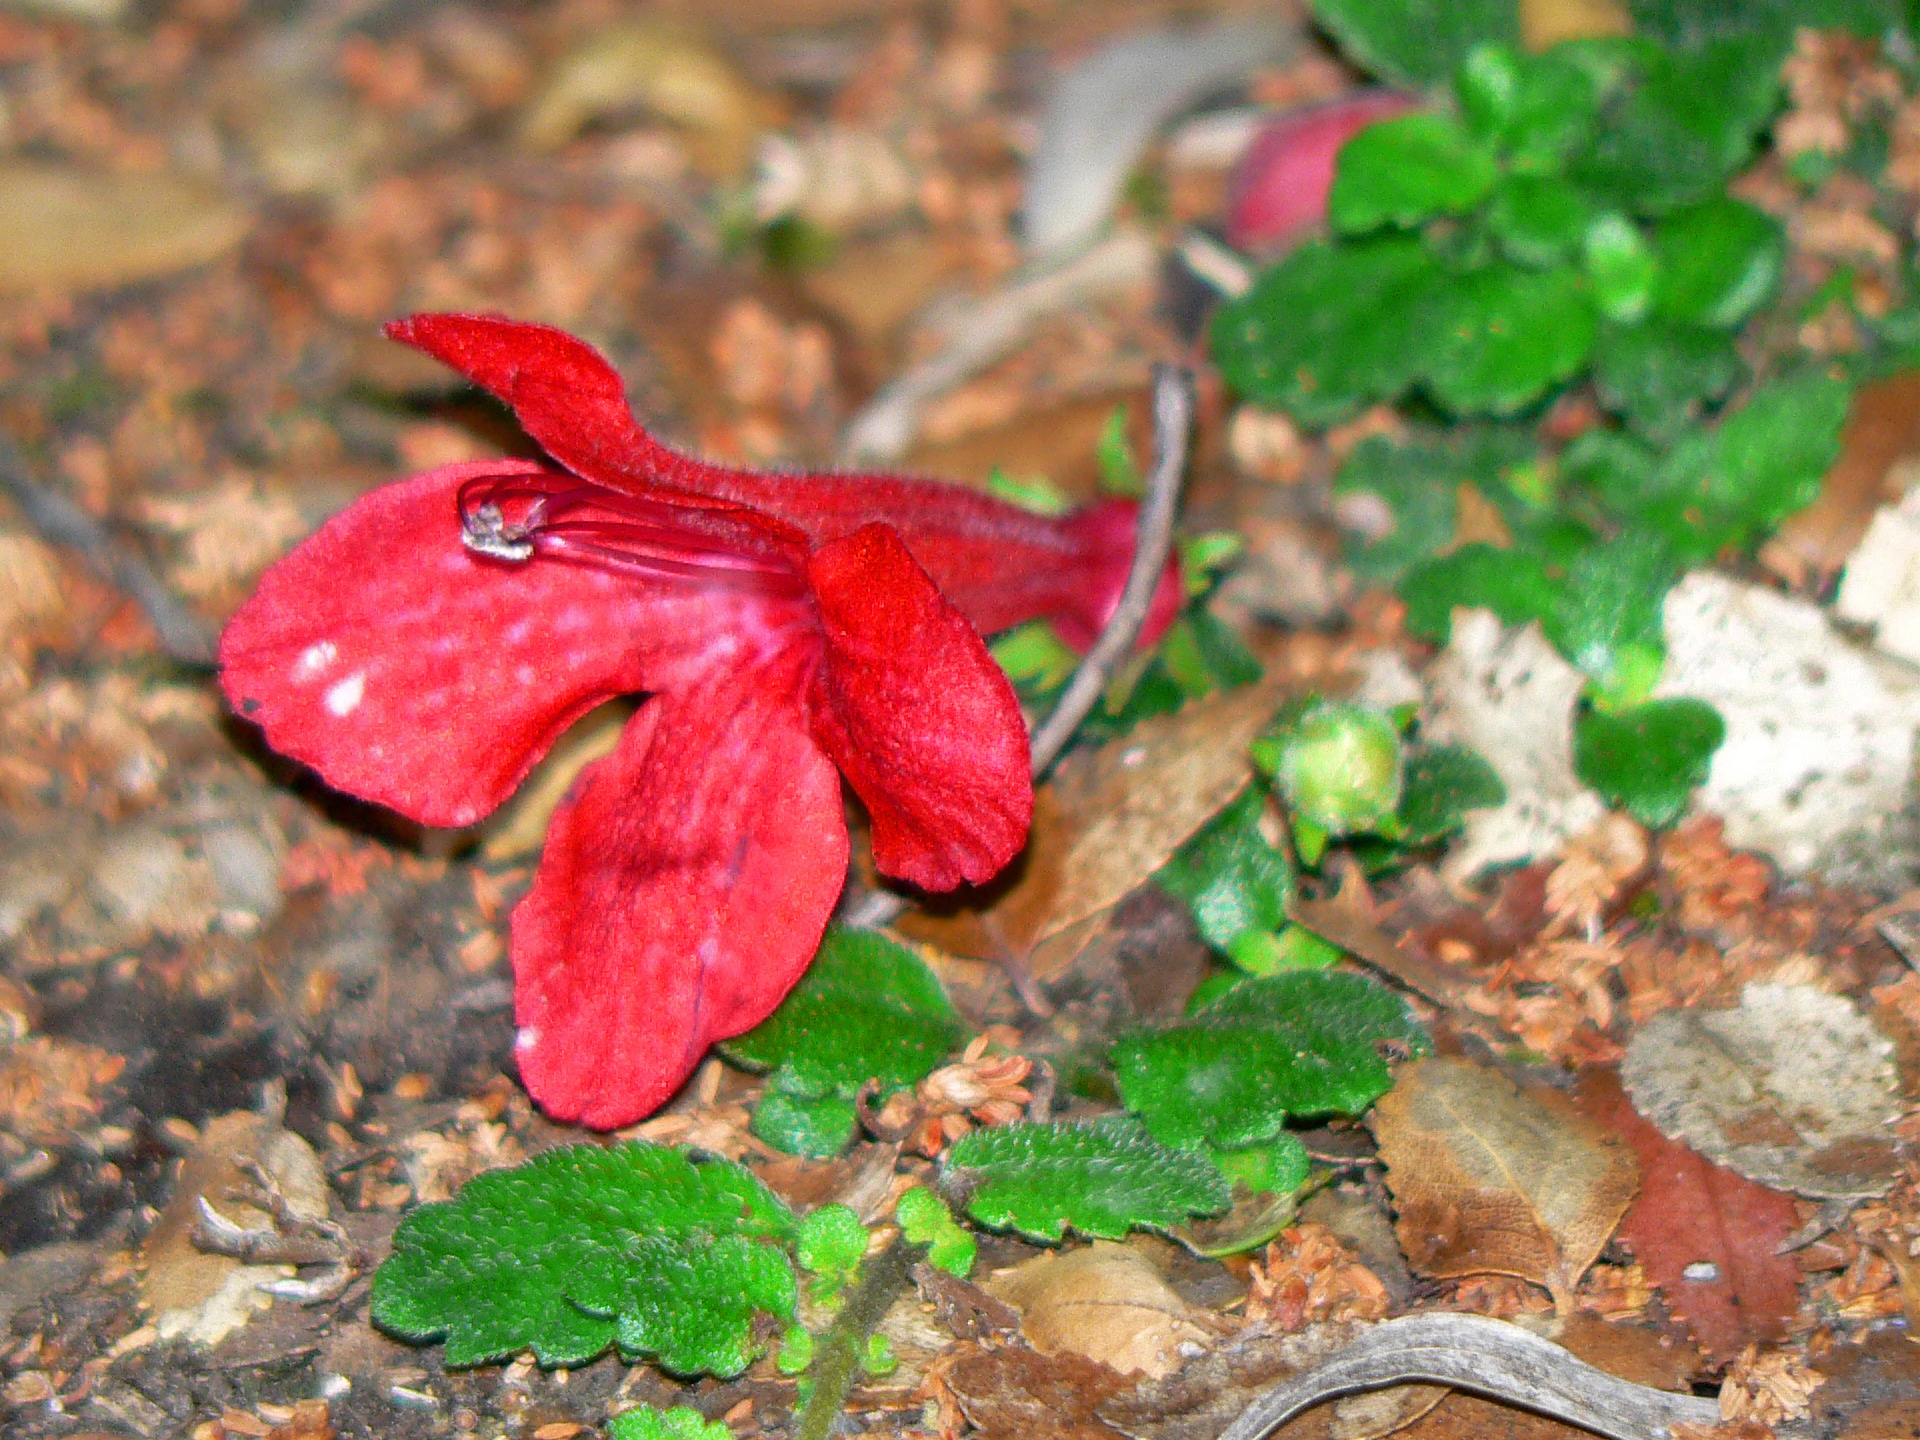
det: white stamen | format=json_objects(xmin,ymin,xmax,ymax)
[{"xmin": 324, "ymin": 672, "xmax": 366, "ymax": 717}]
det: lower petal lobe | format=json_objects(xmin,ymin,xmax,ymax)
[
  {"xmin": 510, "ymin": 646, "xmax": 848, "ymax": 1128},
  {"xmin": 807, "ymin": 524, "xmax": 1032, "ymax": 893}
]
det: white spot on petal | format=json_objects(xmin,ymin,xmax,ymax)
[
  {"xmin": 516, "ymin": 1027, "xmax": 540, "ymax": 1052},
  {"xmin": 324, "ymin": 671, "xmax": 366, "ymax": 717},
  {"xmin": 294, "ymin": 640, "xmax": 338, "ymax": 680}
]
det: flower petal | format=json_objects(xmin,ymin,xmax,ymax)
[
  {"xmin": 384, "ymin": 312, "xmax": 708, "ymax": 495},
  {"xmin": 386, "ymin": 314, "xmax": 1180, "ymax": 650},
  {"xmin": 511, "ymin": 647, "xmax": 847, "ymax": 1128},
  {"xmin": 805, "ymin": 523, "xmax": 1032, "ymax": 891},
  {"xmin": 218, "ymin": 460, "xmax": 798, "ymax": 828}
]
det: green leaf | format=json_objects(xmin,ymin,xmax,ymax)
[
  {"xmin": 1311, "ymin": 0, "xmax": 1522, "ymax": 86},
  {"xmin": 896, "ymin": 1186, "xmax": 976, "ymax": 1278},
  {"xmin": 1422, "ymin": 264, "xmax": 1598, "ymax": 415},
  {"xmin": 1210, "ymin": 1134, "xmax": 1313, "ymax": 1197},
  {"xmin": 577, "ymin": 1234, "xmax": 799, "ymax": 1379},
  {"xmin": 993, "ymin": 620, "xmax": 1079, "ymax": 694},
  {"xmin": 1695, "ymin": 373, "xmax": 1849, "ymax": 531},
  {"xmin": 796, "ymin": 1205, "xmax": 868, "ymax": 1297},
  {"xmin": 725, "ymin": 927, "xmax": 966, "ymax": 1145},
  {"xmin": 1592, "ymin": 320, "xmax": 1744, "ymax": 443},
  {"xmin": 1332, "ymin": 428, "xmax": 1540, "ymax": 581},
  {"xmin": 1652, "ymin": 197, "xmax": 1783, "ymax": 329},
  {"xmin": 1399, "ymin": 544, "xmax": 1560, "ymax": 642},
  {"xmin": 1397, "ymin": 745, "xmax": 1507, "ymax": 844},
  {"xmin": 1459, "ymin": 44, "xmax": 1603, "ymax": 169},
  {"xmin": 1157, "ymin": 784, "xmax": 1292, "ymax": 953},
  {"xmin": 1572, "ymin": 697, "xmax": 1724, "ymax": 827},
  {"xmin": 1582, "ymin": 213, "xmax": 1658, "ymax": 325},
  {"xmin": 1098, "ymin": 404, "xmax": 1144, "ymax": 496},
  {"xmin": 1328, "ymin": 114, "xmax": 1499, "ymax": 233},
  {"xmin": 1545, "ymin": 532, "xmax": 1678, "ymax": 695},
  {"xmin": 1488, "ymin": 175, "xmax": 1598, "ymax": 267},
  {"xmin": 1561, "ymin": 427, "xmax": 1666, "ymax": 513},
  {"xmin": 1212, "ymin": 235, "xmax": 1441, "ymax": 426},
  {"xmin": 372, "ymin": 1143, "xmax": 796, "ymax": 1373},
  {"xmin": 944, "ymin": 1118, "xmax": 1230, "ymax": 1242},
  {"xmin": 1113, "ymin": 971, "xmax": 1430, "ymax": 1152},
  {"xmin": 1571, "ymin": 36, "xmax": 1782, "ymax": 214},
  {"xmin": 750, "ymin": 1087, "xmax": 860, "ymax": 1160},
  {"xmin": 1159, "ymin": 608, "xmax": 1265, "ymax": 700},
  {"xmin": 609, "ymin": 1407, "xmax": 734, "ymax": 1440}
]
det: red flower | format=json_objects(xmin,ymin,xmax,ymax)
[{"xmin": 219, "ymin": 314, "xmax": 1179, "ymax": 1128}]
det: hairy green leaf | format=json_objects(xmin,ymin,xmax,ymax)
[
  {"xmin": 372, "ymin": 1143, "xmax": 796, "ymax": 1373},
  {"xmin": 1329, "ymin": 114, "xmax": 1499, "ymax": 233},
  {"xmin": 1489, "ymin": 174, "xmax": 1598, "ymax": 267},
  {"xmin": 1157, "ymin": 784, "xmax": 1292, "ymax": 953},
  {"xmin": 726, "ymin": 927, "xmax": 965, "ymax": 1155},
  {"xmin": 1399, "ymin": 544, "xmax": 1560, "ymax": 642},
  {"xmin": 944, "ymin": 1118, "xmax": 1230, "ymax": 1242},
  {"xmin": 609, "ymin": 1407, "xmax": 734, "ymax": 1440},
  {"xmin": 1459, "ymin": 43, "xmax": 1603, "ymax": 170},
  {"xmin": 1652, "ymin": 197, "xmax": 1783, "ymax": 328},
  {"xmin": 1113, "ymin": 971, "xmax": 1430, "ymax": 1152},
  {"xmin": 897, "ymin": 1186, "xmax": 976, "ymax": 1277},
  {"xmin": 1211, "ymin": 236, "xmax": 1440, "ymax": 426},
  {"xmin": 1397, "ymin": 745, "xmax": 1507, "ymax": 845},
  {"xmin": 1311, "ymin": 0, "xmax": 1522, "ymax": 86},
  {"xmin": 1421, "ymin": 264, "xmax": 1597, "ymax": 415},
  {"xmin": 1592, "ymin": 320, "xmax": 1743, "ymax": 442},
  {"xmin": 1545, "ymin": 532, "xmax": 1678, "ymax": 697},
  {"xmin": 1573, "ymin": 697, "xmax": 1725, "ymax": 827}
]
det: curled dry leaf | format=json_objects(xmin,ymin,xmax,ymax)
[
  {"xmin": 1544, "ymin": 814, "xmax": 1647, "ymax": 933},
  {"xmin": 1370, "ymin": 1057, "xmax": 1639, "ymax": 1306},
  {"xmin": 985, "ymin": 1240, "xmax": 1226, "ymax": 1380},
  {"xmin": 1572, "ymin": 1069, "xmax": 1801, "ymax": 1363},
  {"xmin": 1621, "ymin": 982, "xmax": 1902, "ymax": 1199}
]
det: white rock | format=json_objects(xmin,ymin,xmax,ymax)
[
  {"xmin": 1835, "ymin": 486, "xmax": 1920, "ymax": 665},
  {"xmin": 1656, "ymin": 572, "xmax": 1920, "ymax": 885},
  {"xmin": 1422, "ymin": 610, "xmax": 1605, "ymax": 879}
]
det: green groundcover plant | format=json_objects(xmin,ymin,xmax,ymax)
[{"xmin": 1216, "ymin": 0, "xmax": 1920, "ymax": 825}]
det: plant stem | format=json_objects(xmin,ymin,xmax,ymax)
[
  {"xmin": 792, "ymin": 1238, "xmax": 926, "ymax": 1440},
  {"xmin": 1026, "ymin": 362, "xmax": 1193, "ymax": 778}
]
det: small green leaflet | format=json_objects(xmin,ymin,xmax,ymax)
[
  {"xmin": 1488, "ymin": 174, "xmax": 1596, "ymax": 266},
  {"xmin": 1652, "ymin": 196, "xmax": 1783, "ymax": 330},
  {"xmin": 897, "ymin": 1186, "xmax": 976, "ymax": 1277},
  {"xmin": 1309, "ymin": 0, "xmax": 1521, "ymax": 87},
  {"xmin": 1573, "ymin": 697, "xmax": 1725, "ymax": 828},
  {"xmin": 944, "ymin": 1118, "xmax": 1229, "ymax": 1242},
  {"xmin": 1592, "ymin": 320, "xmax": 1744, "ymax": 444},
  {"xmin": 609, "ymin": 1407, "xmax": 732, "ymax": 1440},
  {"xmin": 1210, "ymin": 236, "xmax": 1440, "ymax": 426},
  {"xmin": 1397, "ymin": 745, "xmax": 1506, "ymax": 846},
  {"xmin": 1112, "ymin": 971, "xmax": 1430, "ymax": 1154},
  {"xmin": 1421, "ymin": 264, "xmax": 1597, "ymax": 415},
  {"xmin": 795, "ymin": 1204, "xmax": 867, "ymax": 1298},
  {"xmin": 1457, "ymin": 43, "xmax": 1601, "ymax": 171},
  {"xmin": 724, "ymin": 927, "xmax": 966, "ymax": 1157},
  {"xmin": 1156, "ymin": 784, "xmax": 1292, "ymax": 953},
  {"xmin": 371, "ymin": 1143, "xmax": 796, "ymax": 1374},
  {"xmin": 1399, "ymin": 544, "xmax": 1559, "ymax": 642},
  {"xmin": 1328, "ymin": 114, "xmax": 1499, "ymax": 233}
]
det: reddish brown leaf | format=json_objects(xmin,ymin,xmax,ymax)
[{"xmin": 1574, "ymin": 1069, "xmax": 1803, "ymax": 1363}]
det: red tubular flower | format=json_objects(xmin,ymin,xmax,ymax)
[{"xmin": 219, "ymin": 313, "xmax": 1180, "ymax": 1129}]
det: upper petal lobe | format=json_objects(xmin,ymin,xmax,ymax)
[
  {"xmin": 511, "ymin": 644, "xmax": 847, "ymax": 1128},
  {"xmin": 217, "ymin": 460, "xmax": 784, "ymax": 828}
]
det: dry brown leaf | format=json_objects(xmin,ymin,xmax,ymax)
[
  {"xmin": 1289, "ymin": 860, "xmax": 1473, "ymax": 1006},
  {"xmin": 905, "ymin": 681, "xmax": 1284, "ymax": 959},
  {"xmin": 943, "ymin": 1341, "xmax": 1134, "ymax": 1440},
  {"xmin": 986, "ymin": 1241, "xmax": 1225, "ymax": 1380},
  {"xmin": 1370, "ymin": 1057, "xmax": 1640, "ymax": 1305},
  {"xmin": 0, "ymin": 164, "xmax": 252, "ymax": 294}
]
